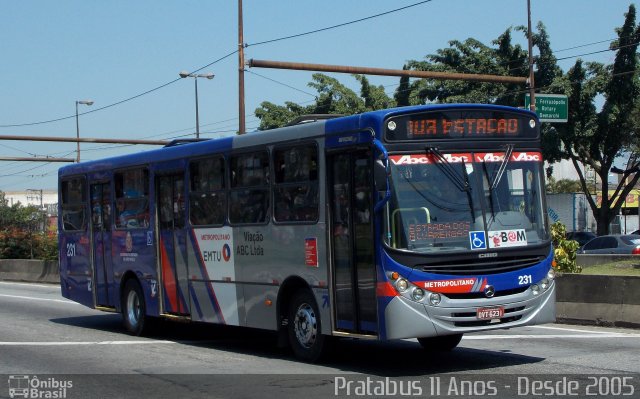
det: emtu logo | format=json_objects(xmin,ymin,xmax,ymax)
[{"xmin": 222, "ymin": 243, "xmax": 231, "ymax": 262}]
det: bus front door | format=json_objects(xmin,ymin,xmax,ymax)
[
  {"xmin": 328, "ymin": 150, "xmax": 377, "ymax": 335},
  {"xmin": 90, "ymin": 182, "xmax": 113, "ymax": 307},
  {"xmin": 157, "ymin": 174, "xmax": 190, "ymax": 316}
]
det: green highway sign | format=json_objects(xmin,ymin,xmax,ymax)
[{"xmin": 525, "ymin": 93, "xmax": 568, "ymax": 123}]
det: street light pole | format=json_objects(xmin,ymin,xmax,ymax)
[
  {"xmin": 75, "ymin": 100, "xmax": 94, "ymax": 163},
  {"xmin": 179, "ymin": 71, "xmax": 214, "ymax": 139}
]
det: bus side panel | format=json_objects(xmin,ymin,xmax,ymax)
[
  {"xmin": 59, "ymin": 232, "xmax": 94, "ymax": 308},
  {"xmin": 187, "ymin": 227, "xmax": 241, "ymax": 325},
  {"xmin": 111, "ymin": 229, "xmax": 160, "ymax": 316},
  {"xmin": 239, "ymin": 223, "xmax": 330, "ymax": 333}
]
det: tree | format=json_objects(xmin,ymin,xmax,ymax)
[
  {"xmin": 393, "ymin": 66, "xmax": 411, "ymax": 107},
  {"xmin": 544, "ymin": 5, "xmax": 640, "ymax": 235},
  {"xmin": 405, "ymin": 27, "xmax": 529, "ymax": 106},
  {"xmin": 0, "ymin": 191, "xmax": 56, "ymax": 260},
  {"xmin": 254, "ymin": 73, "xmax": 393, "ymax": 130},
  {"xmin": 254, "ymin": 101, "xmax": 311, "ymax": 130},
  {"xmin": 546, "ymin": 176, "xmax": 583, "ymax": 194}
]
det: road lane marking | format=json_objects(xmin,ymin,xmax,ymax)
[
  {"xmin": 531, "ymin": 325, "xmax": 616, "ymax": 334},
  {"xmin": 0, "ymin": 281, "xmax": 57, "ymax": 288},
  {"xmin": 0, "ymin": 293, "xmax": 80, "ymax": 305},
  {"xmin": 463, "ymin": 333, "xmax": 640, "ymax": 339},
  {"xmin": 0, "ymin": 341, "xmax": 177, "ymax": 346}
]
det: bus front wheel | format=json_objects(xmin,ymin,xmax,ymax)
[
  {"xmin": 287, "ymin": 290, "xmax": 327, "ymax": 362},
  {"xmin": 122, "ymin": 279, "xmax": 147, "ymax": 336},
  {"xmin": 418, "ymin": 334, "xmax": 463, "ymax": 351}
]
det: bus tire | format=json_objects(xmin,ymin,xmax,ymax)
[
  {"xmin": 121, "ymin": 278, "xmax": 147, "ymax": 336},
  {"xmin": 287, "ymin": 290, "xmax": 326, "ymax": 362},
  {"xmin": 418, "ymin": 333, "xmax": 463, "ymax": 351}
]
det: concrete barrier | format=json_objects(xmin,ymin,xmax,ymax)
[
  {"xmin": 0, "ymin": 259, "xmax": 60, "ymax": 284},
  {"xmin": 556, "ymin": 274, "xmax": 640, "ymax": 328}
]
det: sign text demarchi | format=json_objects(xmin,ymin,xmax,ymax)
[{"xmin": 525, "ymin": 94, "xmax": 568, "ymax": 123}]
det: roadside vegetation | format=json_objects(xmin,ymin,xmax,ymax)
[
  {"xmin": 0, "ymin": 192, "xmax": 57, "ymax": 260},
  {"xmin": 580, "ymin": 260, "xmax": 640, "ymax": 276},
  {"xmin": 551, "ymin": 221, "xmax": 581, "ymax": 273}
]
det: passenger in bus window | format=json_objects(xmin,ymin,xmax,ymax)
[
  {"xmin": 117, "ymin": 198, "xmax": 140, "ymax": 228},
  {"xmin": 63, "ymin": 208, "xmax": 85, "ymax": 231}
]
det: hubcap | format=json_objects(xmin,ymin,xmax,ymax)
[
  {"xmin": 126, "ymin": 290, "xmax": 141, "ymax": 327},
  {"xmin": 294, "ymin": 302, "xmax": 317, "ymax": 348}
]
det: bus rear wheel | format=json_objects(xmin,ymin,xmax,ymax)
[
  {"xmin": 122, "ymin": 279, "xmax": 147, "ymax": 336},
  {"xmin": 287, "ymin": 290, "xmax": 327, "ymax": 362},
  {"xmin": 418, "ymin": 334, "xmax": 463, "ymax": 351}
]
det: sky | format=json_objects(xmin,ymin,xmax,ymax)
[{"xmin": 0, "ymin": 0, "xmax": 635, "ymax": 191}]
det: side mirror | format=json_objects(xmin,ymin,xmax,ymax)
[
  {"xmin": 374, "ymin": 159, "xmax": 388, "ymax": 192},
  {"xmin": 372, "ymin": 138, "xmax": 391, "ymax": 213}
]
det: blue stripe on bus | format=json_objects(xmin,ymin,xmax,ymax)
[
  {"xmin": 337, "ymin": 319, "xmax": 355, "ymax": 330},
  {"xmin": 189, "ymin": 284, "xmax": 204, "ymax": 320}
]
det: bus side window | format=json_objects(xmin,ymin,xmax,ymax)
[
  {"xmin": 229, "ymin": 151, "xmax": 270, "ymax": 225},
  {"xmin": 273, "ymin": 144, "xmax": 318, "ymax": 223},
  {"xmin": 189, "ymin": 156, "xmax": 226, "ymax": 226},
  {"xmin": 61, "ymin": 177, "xmax": 87, "ymax": 231},
  {"xmin": 114, "ymin": 169, "xmax": 150, "ymax": 229}
]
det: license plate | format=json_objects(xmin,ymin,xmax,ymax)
[{"xmin": 476, "ymin": 306, "xmax": 504, "ymax": 320}]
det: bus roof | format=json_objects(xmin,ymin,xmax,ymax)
[{"xmin": 59, "ymin": 103, "xmax": 536, "ymax": 178}]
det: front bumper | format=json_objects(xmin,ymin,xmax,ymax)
[{"xmin": 384, "ymin": 280, "xmax": 556, "ymax": 340}]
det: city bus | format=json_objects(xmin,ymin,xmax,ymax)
[{"xmin": 58, "ymin": 104, "xmax": 556, "ymax": 362}]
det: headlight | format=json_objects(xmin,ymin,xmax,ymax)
[
  {"xmin": 389, "ymin": 272, "xmax": 441, "ymax": 305},
  {"xmin": 547, "ymin": 269, "xmax": 556, "ymax": 280},
  {"xmin": 412, "ymin": 288, "xmax": 425, "ymax": 301},
  {"xmin": 396, "ymin": 278, "xmax": 409, "ymax": 292},
  {"xmin": 531, "ymin": 284, "xmax": 540, "ymax": 295},
  {"xmin": 540, "ymin": 278, "xmax": 549, "ymax": 290}
]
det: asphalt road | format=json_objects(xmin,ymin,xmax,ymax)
[{"xmin": 1, "ymin": 281, "xmax": 639, "ymax": 398}]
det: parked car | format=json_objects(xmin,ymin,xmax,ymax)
[
  {"xmin": 577, "ymin": 234, "xmax": 640, "ymax": 254},
  {"xmin": 566, "ymin": 231, "xmax": 597, "ymax": 247}
]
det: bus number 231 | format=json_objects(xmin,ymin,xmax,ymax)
[
  {"xmin": 66, "ymin": 243, "xmax": 76, "ymax": 257},
  {"xmin": 518, "ymin": 275, "xmax": 532, "ymax": 285}
]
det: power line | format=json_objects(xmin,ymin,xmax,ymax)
[
  {"xmin": 245, "ymin": 69, "xmax": 317, "ymax": 97},
  {"xmin": 0, "ymin": 2, "xmax": 432, "ymax": 129},
  {"xmin": 245, "ymin": 0, "xmax": 434, "ymax": 47},
  {"xmin": 554, "ymin": 37, "xmax": 618, "ymax": 53},
  {"xmin": 0, "ymin": 50, "xmax": 238, "ymax": 129}
]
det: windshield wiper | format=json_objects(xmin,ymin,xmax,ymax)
[
  {"xmin": 483, "ymin": 161, "xmax": 497, "ymax": 221},
  {"xmin": 426, "ymin": 147, "xmax": 469, "ymax": 192},
  {"xmin": 426, "ymin": 146, "xmax": 475, "ymax": 220},
  {"xmin": 490, "ymin": 144, "xmax": 514, "ymax": 190},
  {"xmin": 483, "ymin": 144, "xmax": 514, "ymax": 226}
]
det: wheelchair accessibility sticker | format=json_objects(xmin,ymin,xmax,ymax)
[{"xmin": 469, "ymin": 231, "xmax": 487, "ymax": 250}]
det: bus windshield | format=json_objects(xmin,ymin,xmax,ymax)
[{"xmin": 385, "ymin": 151, "xmax": 548, "ymax": 254}]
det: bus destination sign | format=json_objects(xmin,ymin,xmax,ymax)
[{"xmin": 385, "ymin": 110, "xmax": 538, "ymax": 141}]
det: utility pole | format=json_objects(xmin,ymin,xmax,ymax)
[
  {"xmin": 527, "ymin": 0, "xmax": 536, "ymax": 112},
  {"xmin": 238, "ymin": 0, "xmax": 246, "ymax": 134}
]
